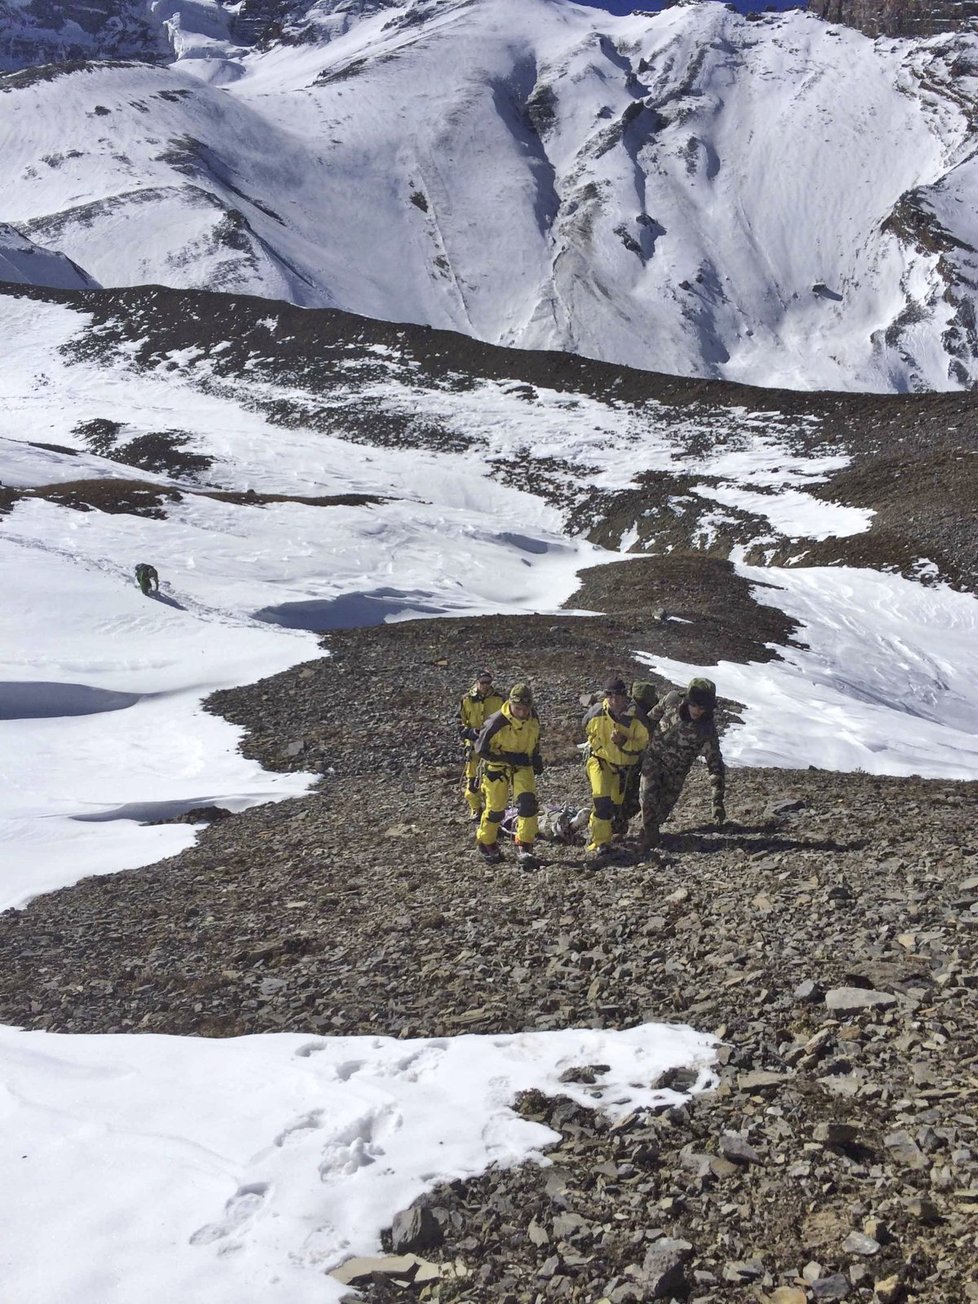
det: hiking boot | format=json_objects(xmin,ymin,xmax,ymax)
[
  {"xmin": 639, "ymin": 823, "xmax": 661, "ymax": 852},
  {"xmin": 515, "ymin": 842, "xmax": 539, "ymax": 869},
  {"xmin": 586, "ymin": 842, "xmax": 614, "ymax": 864},
  {"xmin": 478, "ymin": 841, "xmax": 503, "ymax": 865}
]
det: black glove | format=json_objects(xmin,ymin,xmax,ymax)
[
  {"xmin": 532, "ymin": 754, "xmax": 544, "ymax": 775},
  {"xmin": 461, "ymin": 727, "xmax": 478, "ymax": 742},
  {"xmin": 504, "ymin": 751, "xmax": 532, "ymax": 768}
]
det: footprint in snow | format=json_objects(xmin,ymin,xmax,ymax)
[
  {"xmin": 275, "ymin": 1109, "xmax": 325, "ymax": 1147},
  {"xmin": 318, "ymin": 1102, "xmax": 402, "ymax": 1182},
  {"xmin": 189, "ymin": 1181, "xmax": 270, "ymax": 1248}
]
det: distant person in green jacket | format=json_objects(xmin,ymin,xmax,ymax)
[{"xmin": 134, "ymin": 563, "xmax": 159, "ymax": 595}]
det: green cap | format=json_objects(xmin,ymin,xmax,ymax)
[
  {"xmin": 630, "ymin": 681, "xmax": 657, "ymax": 708},
  {"xmin": 686, "ymin": 677, "xmax": 717, "ymax": 709},
  {"xmin": 509, "ymin": 682, "xmax": 533, "ymax": 706}
]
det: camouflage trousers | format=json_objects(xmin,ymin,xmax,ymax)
[
  {"xmin": 613, "ymin": 762, "xmax": 643, "ymax": 835},
  {"xmin": 639, "ymin": 761, "xmax": 689, "ymax": 846}
]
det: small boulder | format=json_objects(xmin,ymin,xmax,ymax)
[
  {"xmin": 811, "ymin": 1272, "xmax": 850, "ymax": 1300},
  {"xmin": 390, "ymin": 1203, "xmax": 443, "ymax": 1254},
  {"xmin": 642, "ymin": 1237, "xmax": 693, "ymax": 1299},
  {"xmin": 824, "ymin": 988, "xmax": 898, "ymax": 1016},
  {"xmin": 720, "ymin": 1132, "xmax": 764, "ymax": 1165}
]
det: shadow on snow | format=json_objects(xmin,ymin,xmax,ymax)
[
  {"xmin": 0, "ymin": 681, "xmax": 143, "ymax": 720},
  {"xmin": 254, "ymin": 587, "xmax": 447, "ymax": 631}
]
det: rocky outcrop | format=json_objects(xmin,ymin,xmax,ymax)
[
  {"xmin": 0, "ymin": 0, "xmax": 169, "ymax": 67},
  {"xmin": 809, "ymin": 0, "xmax": 978, "ymax": 38}
]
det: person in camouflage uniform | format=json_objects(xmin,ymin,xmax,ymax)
[
  {"xmin": 613, "ymin": 681, "xmax": 658, "ymax": 835},
  {"xmin": 639, "ymin": 677, "xmax": 725, "ymax": 850}
]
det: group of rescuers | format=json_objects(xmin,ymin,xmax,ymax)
[{"xmin": 458, "ymin": 670, "xmax": 725, "ymax": 869}]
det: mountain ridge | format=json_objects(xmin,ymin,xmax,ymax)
[{"xmin": 5, "ymin": 0, "xmax": 978, "ymax": 391}]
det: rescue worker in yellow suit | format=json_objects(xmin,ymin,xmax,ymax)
[
  {"xmin": 583, "ymin": 676, "xmax": 650, "ymax": 862},
  {"xmin": 474, "ymin": 682, "xmax": 543, "ymax": 868},
  {"xmin": 457, "ymin": 670, "xmax": 504, "ymax": 821}
]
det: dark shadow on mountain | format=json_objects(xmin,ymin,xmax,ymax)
[
  {"xmin": 0, "ymin": 681, "xmax": 142, "ymax": 720},
  {"xmin": 492, "ymin": 61, "xmax": 560, "ymax": 236},
  {"xmin": 497, "ymin": 532, "xmax": 551, "ymax": 554},
  {"xmin": 254, "ymin": 588, "xmax": 446, "ymax": 631}
]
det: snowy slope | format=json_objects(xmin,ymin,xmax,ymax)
[
  {"xmin": 0, "ymin": 221, "xmax": 99, "ymax": 288},
  {"xmin": 0, "ymin": 1022, "xmax": 715, "ymax": 1304},
  {"xmin": 3, "ymin": 279, "xmax": 978, "ymax": 906},
  {"xmin": 4, "ymin": 0, "xmax": 978, "ymax": 390}
]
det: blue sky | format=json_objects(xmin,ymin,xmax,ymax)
[{"xmin": 576, "ymin": 0, "xmax": 801, "ymax": 13}]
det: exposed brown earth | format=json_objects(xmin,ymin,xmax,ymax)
[{"xmin": 0, "ymin": 477, "xmax": 387, "ymax": 518}]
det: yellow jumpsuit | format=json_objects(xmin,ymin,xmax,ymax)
[
  {"xmin": 475, "ymin": 702, "xmax": 542, "ymax": 848},
  {"xmin": 458, "ymin": 685, "xmax": 504, "ymax": 815},
  {"xmin": 583, "ymin": 699, "xmax": 650, "ymax": 849}
]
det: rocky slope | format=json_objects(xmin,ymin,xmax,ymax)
[
  {"xmin": 2, "ymin": 554, "xmax": 977, "ymax": 1303},
  {"xmin": 8, "ymin": 282, "xmax": 978, "ymax": 595},
  {"xmin": 809, "ymin": 0, "xmax": 978, "ymax": 38}
]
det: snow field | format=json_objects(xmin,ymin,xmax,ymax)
[
  {"xmin": 0, "ymin": 1022, "xmax": 717, "ymax": 1304},
  {"xmin": 640, "ymin": 562, "xmax": 978, "ymax": 779}
]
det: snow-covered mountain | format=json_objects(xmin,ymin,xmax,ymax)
[
  {"xmin": 0, "ymin": 221, "xmax": 99, "ymax": 287},
  {"xmin": 3, "ymin": 0, "xmax": 978, "ymax": 391}
]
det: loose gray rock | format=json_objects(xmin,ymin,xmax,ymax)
[
  {"xmin": 841, "ymin": 1230, "xmax": 880, "ymax": 1255},
  {"xmin": 720, "ymin": 1132, "xmax": 764, "ymax": 1165},
  {"xmin": 794, "ymin": 978, "xmax": 823, "ymax": 1002},
  {"xmin": 811, "ymin": 1272, "xmax": 851, "ymax": 1300},
  {"xmin": 813, "ymin": 1121, "xmax": 862, "ymax": 1150},
  {"xmin": 390, "ymin": 1203, "xmax": 443, "ymax": 1255},
  {"xmin": 642, "ymin": 1238, "xmax": 693, "ymax": 1300},
  {"xmin": 824, "ymin": 987, "xmax": 898, "ymax": 1014},
  {"xmin": 884, "ymin": 1131, "xmax": 929, "ymax": 1169}
]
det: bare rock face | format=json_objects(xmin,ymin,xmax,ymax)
[
  {"xmin": 808, "ymin": 0, "xmax": 978, "ymax": 38},
  {"xmin": 0, "ymin": 0, "xmax": 170, "ymax": 65}
]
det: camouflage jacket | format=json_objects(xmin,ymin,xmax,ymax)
[{"xmin": 642, "ymin": 691, "xmax": 725, "ymax": 801}]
